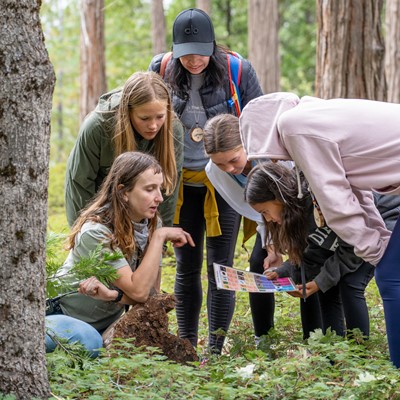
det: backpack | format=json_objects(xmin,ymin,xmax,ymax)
[{"xmin": 159, "ymin": 51, "xmax": 243, "ymax": 116}]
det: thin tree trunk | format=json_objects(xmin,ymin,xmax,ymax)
[
  {"xmin": 151, "ymin": 0, "xmax": 166, "ymax": 55},
  {"xmin": 248, "ymin": 0, "xmax": 280, "ymax": 93},
  {"xmin": 80, "ymin": 0, "xmax": 106, "ymax": 122},
  {"xmin": 57, "ymin": 75, "xmax": 64, "ymax": 163},
  {"xmin": 56, "ymin": 0, "xmax": 64, "ymax": 162},
  {"xmin": 385, "ymin": 0, "xmax": 400, "ymax": 103},
  {"xmin": 197, "ymin": 0, "xmax": 211, "ymax": 15},
  {"xmin": 0, "ymin": 0, "xmax": 55, "ymax": 398},
  {"xmin": 315, "ymin": 0, "xmax": 386, "ymax": 100}
]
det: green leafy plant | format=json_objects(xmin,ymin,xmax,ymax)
[
  {"xmin": 46, "ymin": 233, "xmax": 122, "ymax": 298},
  {"xmin": 46, "ymin": 231, "xmax": 68, "ymax": 298},
  {"xmin": 66, "ymin": 245, "xmax": 122, "ymax": 287}
]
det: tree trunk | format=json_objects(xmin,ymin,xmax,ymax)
[
  {"xmin": 248, "ymin": 0, "xmax": 280, "ymax": 93},
  {"xmin": 151, "ymin": 0, "xmax": 166, "ymax": 55},
  {"xmin": 197, "ymin": 0, "xmax": 211, "ymax": 15},
  {"xmin": 315, "ymin": 0, "xmax": 386, "ymax": 100},
  {"xmin": 0, "ymin": 1, "xmax": 55, "ymax": 399},
  {"xmin": 385, "ymin": 0, "xmax": 400, "ymax": 103},
  {"xmin": 80, "ymin": 0, "xmax": 106, "ymax": 122}
]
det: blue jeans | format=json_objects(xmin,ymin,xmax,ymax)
[
  {"xmin": 375, "ymin": 217, "xmax": 400, "ymax": 367},
  {"xmin": 45, "ymin": 314, "xmax": 103, "ymax": 357},
  {"xmin": 174, "ymin": 184, "xmax": 241, "ymax": 353}
]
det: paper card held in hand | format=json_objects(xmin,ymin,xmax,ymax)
[{"xmin": 213, "ymin": 263, "xmax": 297, "ymax": 293}]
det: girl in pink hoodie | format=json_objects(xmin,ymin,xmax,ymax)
[{"xmin": 239, "ymin": 92, "xmax": 400, "ymax": 367}]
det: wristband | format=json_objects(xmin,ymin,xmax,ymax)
[{"xmin": 112, "ymin": 287, "xmax": 124, "ymax": 303}]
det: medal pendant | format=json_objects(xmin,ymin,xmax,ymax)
[
  {"xmin": 313, "ymin": 207, "xmax": 325, "ymax": 228},
  {"xmin": 190, "ymin": 127, "xmax": 204, "ymax": 142}
]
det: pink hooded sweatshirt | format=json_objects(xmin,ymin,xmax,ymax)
[{"xmin": 239, "ymin": 92, "xmax": 400, "ymax": 266}]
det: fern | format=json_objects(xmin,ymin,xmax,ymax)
[
  {"xmin": 66, "ymin": 245, "xmax": 121, "ymax": 287},
  {"xmin": 46, "ymin": 233, "xmax": 123, "ymax": 296}
]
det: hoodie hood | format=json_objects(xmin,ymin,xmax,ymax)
[
  {"xmin": 95, "ymin": 88, "xmax": 122, "ymax": 112},
  {"xmin": 239, "ymin": 92, "xmax": 300, "ymax": 161}
]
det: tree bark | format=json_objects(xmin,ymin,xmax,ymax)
[
  {"xmin": 151, "ymin": 0, "xmax": 166, "ymax": 55},
  {"xmin": 80, "ymin": 0, "xmax": 106, "ymax": 122},
  {"xmin": 0, "ymin": 1, "xmax": 55, "ymax": 398},
  {"xmin": 385, "ymin": 0, "xmax": 400, "ymax": 103},
  {"xmin": 315, "ymin": 0, "xmax": 386, "ymax": 100},
  {"xmin": 248, "ymin": 0, "xmax": 280, "ymax": 93}
]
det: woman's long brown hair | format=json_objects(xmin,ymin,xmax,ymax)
[{"xmin": 66, "ymin": 152, "xmax": 162, "ymax": 259}]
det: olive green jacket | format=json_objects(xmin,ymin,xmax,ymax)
[{"xmin": 65, "ymin": 89, "xmax": 184, "ymax": 227}]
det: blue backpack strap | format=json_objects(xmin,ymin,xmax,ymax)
[{"xmin": 226, "ymin": 51, "xmax": 243, "ymax": 116}]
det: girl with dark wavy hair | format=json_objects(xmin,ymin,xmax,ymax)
[{"xmin": 245, "ymin": 162, "xmax": 375, "ymax": 339}]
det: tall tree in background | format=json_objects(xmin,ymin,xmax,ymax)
[
  {"xmin": 80, "ymin": 0, "xmax": 106, "ymax": 122},
  {"xmin": 197, "ymin": 0, "xmax": 211, "ymax": 14},
  {"xmin": 248, "ymin": 0, "xmax": 280, "ymax": 93},
  {"xmin": 385, "ymin": 0, "xmax": 400, "ymax": 103},
  {"xmin": 151, "ymin": 0, "xmax": 166, "ymax": 55},
  {"xmin": 55, "ymin": 0, "xmax": 65, "ymax": 162},
  {"xmin": 315, "ymin": 0, "xmax": 386, "ymax": 100},
  {"xmin": 0, "ymin": 0, "xmax": 55, "ymax": 398}
]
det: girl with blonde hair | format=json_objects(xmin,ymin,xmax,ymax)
[{"xmin": 65, "ymin": 71, "xmax": 183, "ymax": 228}]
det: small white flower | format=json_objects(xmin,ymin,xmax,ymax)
[
  {"xmin": 236, "ymin": 363, "xmax": 255, "ymax": 379},
  {"xmin": 354, "ymin": 371, "xmax": 384, "ymax": 386},
  {"xmin": 259, "ymin": 372, "xmax": 269, "ymax": 381}
]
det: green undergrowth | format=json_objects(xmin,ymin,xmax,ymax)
[
  {"xmin": 46, "ymin": 162, "xmax": 400, "ymax": 399},
  {"xmin": 46, "ymin": 308, "xmax": 400, "ymax": 400}
]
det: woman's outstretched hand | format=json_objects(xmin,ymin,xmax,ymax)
[{"xmin": 157, "ymin": 227, "xmax": 195, "ymax": 248}]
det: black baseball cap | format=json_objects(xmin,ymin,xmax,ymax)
[{"xmin": 172, "ymin": 8, "xmax": 215, "ymax": 59}]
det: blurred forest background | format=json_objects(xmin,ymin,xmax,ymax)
[
  {"xmin": 42, "ymin": 0, "xmax": 400, "ymax": 235},
  {"xmin": 41, "ymin": 0, "xmax": 324, "ymax": 233},
  {"xmin": 41, "ymin": 0, "xmax": 316, "ymax": 164}
]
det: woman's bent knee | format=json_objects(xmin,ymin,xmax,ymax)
[{"xmin": 45, "ymin": 314, "xmax": 103, "ymax": 357}]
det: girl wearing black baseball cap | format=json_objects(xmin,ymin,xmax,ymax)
[{"xmin": 149, "ymin": 8, "xmax": 264, "ymax": 355}]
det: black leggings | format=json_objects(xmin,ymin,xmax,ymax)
[
  {"xmin": 300, "ymin": 261, "xmax": 374, "ymax": 339},
  {"xmin": 174, "ymin": 184, "xmax": 241, "ymax": 353},
  {"xmin": 248, "ymin": 233, "xmax": 275, "ymax": 337}
]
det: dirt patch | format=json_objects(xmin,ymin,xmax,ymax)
[{"xmin": 102, "ymin": 293, "xmax": 198, "ymax": 364}]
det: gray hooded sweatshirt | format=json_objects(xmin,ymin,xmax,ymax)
[{"xmin": 239, "ymin": 92, "xmax": 400, "ymax": 265}]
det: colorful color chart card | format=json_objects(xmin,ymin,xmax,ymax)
[{"xmin": 213, "ymin": 263, "xmax": 297, "ymax": 293}]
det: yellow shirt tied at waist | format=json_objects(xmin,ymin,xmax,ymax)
[{"xmin": 173, "ymin": 169, "xmax": 221, "ymax": 237}]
